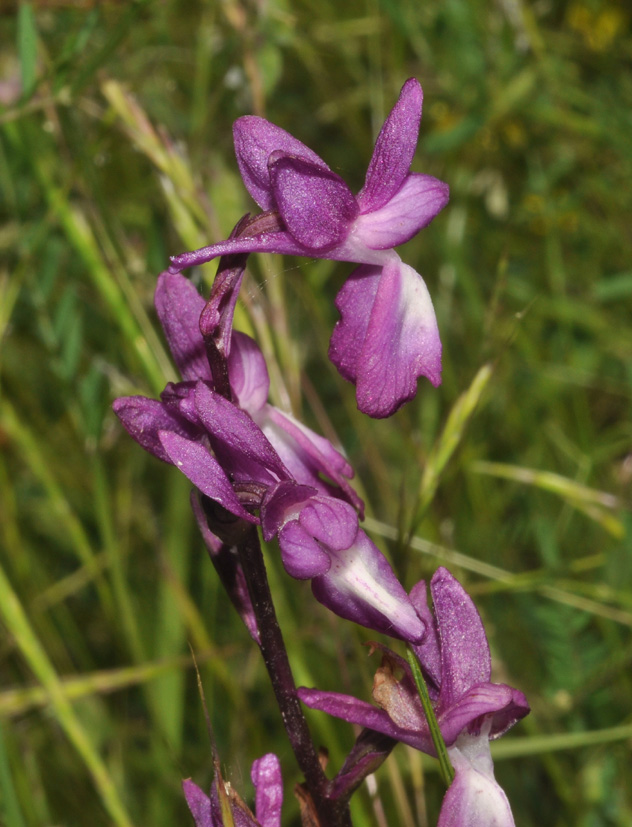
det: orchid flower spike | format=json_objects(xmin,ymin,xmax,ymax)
[
  {"xmin": 298, "ymin": 567, "xmax": 529, "ymax": 817},
  {"xmin": 113, "ymin": 271, "xmax": 424, "ymax": 643},
  {"xmin": 169, "ymin": 79, "xmax": 449, "ymax": 417},
  {"xmin": 183, "ymin": 753, "xmax": 283, "ymax": 827}
]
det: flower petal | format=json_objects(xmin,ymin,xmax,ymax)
[
  {"xmin": 155, "ymin": 272, "xmax": 209, "ymax": 381},
  {"xmin": 182, "ymin": 779, "xmax": 213, "ymax": 827},
  {"xmin": 409, "ymin": 580, "xmax": 442, "ymax": 694},
  {"xmin": 251, "ymin": 754, "xmax": 283, "ymax": 827},
  {"xmin": 330, "ymin": 259, "xmax": 442, "ymax": 418},
  {"xmin": 312, "ymin": 529, "xmax": 426, "ymax": 642},
  {"xmin": 269, "ymin": 155, "xmax": 358, "ymax": 252},
  {"xmin": 233, "ymin": 116, "xmax": 330, "ymax": 210},
  {"xmin": 158, "ymin": 430, "xmax": 255, "ymax": 522},
  {"xmin": 277, "ymin": 520, "xmax": 332, "ymax": 578},
  {"xmin": 438, "ymin": 683, "xmax": 527, "ymax": 746},
  {"xmin": 112, "ymin": 395, "xmax": 200, "ymax": 463},
  {"xmin": 329, "ymin": 264, "xmax": 380, "ymax": 384},
  {"xmin": 297, "ymin": 688, "xmax": 434, "ymax": 754},
  {"xmin": 228, "ymin": 332, "xmax": 270, "ymax": 414},
  {"xmin": 358, "ymin": 78, "xmax": 423, "ymax": 213},
  {"xmin": 429, "ymin": 567, "xmax": 491, "ymax": 709},
  {"xmin": 194, "ymin": 382, "xmax": 289, "ymax": 484},
  {"xmin": 439, "ymin": 735, "xmax": 516, "ymax": 827},
  {"xmin": 355, "ymin": 173, "xmax": 449, "ymax": 249},
  {"xmin": 261, "ymin": 405, "xmax": 364, "ymax": 515}
]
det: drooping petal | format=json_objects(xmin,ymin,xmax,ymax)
[
  {"xmin": 439, "ymin": 734, "xmax": 516, "ymax": 827},
  {"xmin": 331, "ymin": 259, "xmax": 442, "ymax": 418},
  {"xmin": 429, "ymin": 567, "xmax": 491, "ymax": 709},
  {"xmin": 112, "ymin": 395, "xmax": 200, "ymax": 463},
  {"xmin": 260, "ymin": 480, "xmax": 319, "ymax": 542},
  {"xmin": 358, "ymin": 78, "xmax": 423, "ymax": 213},
  {"xmin": 194, "ymin": 382, "xmax": 289, "ymax": 484},
  {"xmin": 228, "ymin": 332, "xmax": 270, "ymax": 414},
  {"xmin": 233, "ymin": 116, "xmax": 330, "ymax": 210},
  {"xmin": 158, "ymin": 430, "xmax": 256, "ymax": 522},
  {"xmin": 297, "ymin": 688, "xmax": 434, "ymax": 754},
  {"xmin": 328, "ymin": 264, "xmax": 380, "ymax": 384},
  {"xmin": 269, "ymin": 154, "xmax": 359, "ymax": 252},
  {"xmin": 155, "ymin": 271, "xmax": 210, "ymax": 381},
  {"xmin": 311, "ymin": 529, "xmax": 426, "ymax": 643},
  {"xmin": 355, "ymin": 173, "xmax": 450, "ymax": 250},
  {"xmin": 251, "ymin": 754, "xmax": 283, "ymax": 827}
]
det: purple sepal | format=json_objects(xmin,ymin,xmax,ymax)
[
  {"xmin": 439, "ymin": 732, "xmax": 516, "ymax": 827},
  {"xmin": 158, "ymin": 430, "xmax": 256, "ymax": 523},
  {"xmin": 228, "ymin": 332, "xmax": 270, "ymax": 413},
  {"xmin": 155, "ymin": 271, "xmax": 209, "ymax": 381},
  {"xmin": 183, "ymin": 779, "xmax": 214, "ymax": 827},
  {"xmin": 190, "ymin": 492, "xmax": 260, "ymax": 645},
  {"xmin": 112, "ymin": 395, "xmax": 200, "ymax": 463},
  {"xmin": 193, "ymin": 382, "xmax": 289, "ymax": 484},
  {"xmin": 357, "ymin": 78, "xmax": 423, "ymax": 213},
  {"xmin": 329, "ymin": 259, "xmax": 442, "ymax": 417},
  {"xmin": 297, "ymin": 687, "xmax": 433, "ymax": 755},
  {"xmin": 234, "ymin": 115, "xmax": 330, "ymax": 210}
]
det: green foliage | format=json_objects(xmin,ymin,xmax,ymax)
[{"xmin": 1, "ymin": 0, "xmax": 630, "ymax": 824}]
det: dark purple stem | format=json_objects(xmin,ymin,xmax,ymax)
[{"xmin": 237, "ymin": 526, "xmax": 352, "ymax": 827}]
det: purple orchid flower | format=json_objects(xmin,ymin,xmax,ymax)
[
  {"xmin": 298, "ymin": 567, "xmax": 529, "ymax": 823},
  {"xmin": 183, "ymin": 752, "xmax": 283, "ymax": 827},
  {"xmin": 169, "ymin": 79, "xmax": 449, "ymax": 418},
  {"xmin": 113, "ymin": 271, "xmax": 425, "ymax": 643}
]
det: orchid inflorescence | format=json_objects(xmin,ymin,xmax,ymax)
[{"xmin": 114, "ymin": 78, "xmax": 528, "ymax": 827}]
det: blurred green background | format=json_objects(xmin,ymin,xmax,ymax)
[{"xmin": 1, "ymin": 0, "xmax": 631, "ymax": 824}]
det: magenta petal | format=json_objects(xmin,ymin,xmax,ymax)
[
  {"xmin": 228, "ymin": 332, "xmax": 270, "ymax": 414},
  {"xmin": 112, "ymin": 396, "xmax": 200, "ymax": 463},
  {"xmin": 438, "ymin": 684, "xmax": 525, "ymax": 746},
  {"xmin": 194, "ymin": 382, "xmax": 289, "ymax": 482},
  {"xmin": 270, "ymin": 155, "xmax": 358, "ymax": 252},
  {"xmin": 233, "ymin": 116, "xmax": 330, "ymax": 210},
  {"xmin": 312, "ymin": 529, "xmax": 426, "ymax": 643},
  {"xmin": 251, "ymin": 754, "xmax": 283, "ymax": 827},
  {"xmin": 329, "ymin": 264, "xmax": 380, "ymax": 383},
  {"xmin": 296, "ymin": 496, "xmax": 359, "ymax": 551},
  {"xmin": 158, "ymin": 430, "xmax": 255, "ymax": 522},
  {"xmin": 430, "ymin": 568, "xmax": 491, "ymax": 708},
  {"xmin": 355, "ymin": 173, "xmax": 450, "ymax": 249},
  {"xmin": 297, "ymin": 689, "xmax": 434, "ymax": 754},
  {"xmin": 332, "ymin": 259, "xmax": 442, "ymax": 418},
  {"xmin": 154, "ymin": 272, "xmax": 209, "ymax": 381},
  {"xmin": 182, "ymin": 780, "xmax": 213, "ymax": 827},
  {"xmin": 277, "ymin": 520, "xmax": 331, "ymax": 579},
  {"xmin": 358, "ymin": 78, "xmax": 423, "ymax": 213}
]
